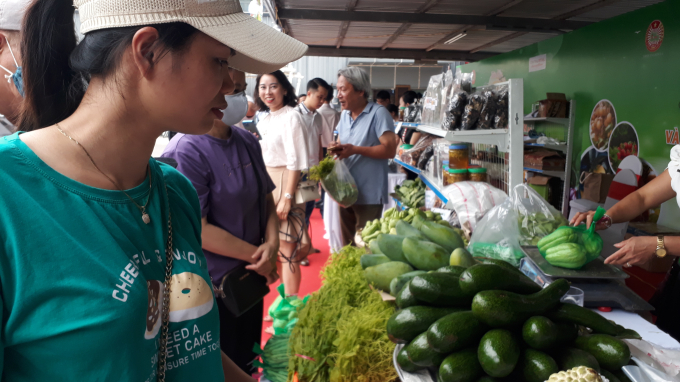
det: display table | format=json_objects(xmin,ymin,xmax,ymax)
[
  {"xmin": 596, "ymin": 309, "xmax": 680, "ymax": 350},
  {"xmin": 323, "ymin": 173, "xmax": 406, "ymax": 252}
]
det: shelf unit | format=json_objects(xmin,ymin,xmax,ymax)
[
  {"xmin": 394, "ymin": 79, "xmax": 524, "ymax": 207},
  {"xmin": 523, "ymin": 100, "xmax": 576, "ymax": 217}
]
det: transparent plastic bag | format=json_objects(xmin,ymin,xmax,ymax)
[
  {"xmin": 494, "ymin": 85, "xmax": 509, "ymax": 129},
  {"xmin": 467, "ymin": 197, "xmax": 524, "ymax": 267},
  {"xmin": 421, "ymin": 74, "xmax": 443, "ymax": 126},
  {"xmin": 468, "ymin": 184, "xmax": 569, "ymax": 266},
  {"xmin": 461, "ymin": 93, "xmax": 484, "ymax": 130},
  {"xmin": 444, "ymin": 181, "xmax": 508, "ymax": 237},
  {"xmin": 320, "ymin": 159, "xmax": 359, "ymax": 208},
  {"xmin": 439, "ymin": 69, "xmax": 454, "ymax": 125},
  {"xmin": 477, "ymin": 89, "xmax": 497, "ymax": 130}
]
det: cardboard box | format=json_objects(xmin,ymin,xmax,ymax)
[
  {"xmin": 524, "ymin": 150, "xmax": 566, "ymax": 171},
  {"xmin": 538, "ymin": 93, "xmax": 568, "ymax": 118},
  {"xmin": 527, "ymin": 176, "xmax": 551, "ymax": 202}
]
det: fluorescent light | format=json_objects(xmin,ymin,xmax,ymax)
[{"xmin": 444, "ymin": 32, "xmax": 467, "ymax": 45}]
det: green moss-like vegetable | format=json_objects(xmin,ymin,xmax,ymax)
[{"xmin": 288, "ymin": 246, "xmax": 398, "ymax": 382}]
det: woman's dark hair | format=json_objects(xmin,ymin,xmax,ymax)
[
  {"xmin": 19, "ymin": 0, "xmax": 199, "ymax": 132},
  {"xmin": 401, "ymin": 90, "xmax": 417, "ymax": 105},
  {"xmin": 386, "ymin": 104, "xmax": 399, "ymax": 115},
  {"xmin": 254, "ymin": 70, "xmax": 298, "ymax": 111},
  {"xmin": 376, "ymin": 90, "xmax": 391, "ymax": 101}
]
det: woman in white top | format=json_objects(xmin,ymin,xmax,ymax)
[{"xmin": 255, "ymin": 70, "xmax": 311, "ymax": 301}]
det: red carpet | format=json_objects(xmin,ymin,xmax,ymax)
[{"xmin": 261, "ymin": 209, "xmax": 331, "ymax": 344}]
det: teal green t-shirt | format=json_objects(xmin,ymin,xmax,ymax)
[{"xmin": 0, "ymin": 133, "xmax": 224, "ymax": 381}]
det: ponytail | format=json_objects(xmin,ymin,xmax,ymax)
[{"xmin": 18, "ymin": 0, "xmax": 84, "ymax": 132}]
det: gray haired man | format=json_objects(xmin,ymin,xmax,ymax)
[{"xmin": 330, "ymin": 67, "xmax": 398, "ymax": 245}]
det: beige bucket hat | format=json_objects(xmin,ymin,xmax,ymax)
[
  {"xmin": 0, "ymin": 0, "xmax": 32, "ymax": 31},
  {"xmin": 75, "ymin": 0, "xmax": 308, "ymax": 74}
]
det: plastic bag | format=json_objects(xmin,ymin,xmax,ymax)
[
  {"xmin": 403, "ymin": 105, "xmax": 419, "ymax": 123},
  {"xmin": 421, "ymin": 74, "xmax": 443, "ymax": 126},
  {"xmin": 401, "ymin": 133, "xmax": 437, "ymax": 166},
  {"xmin": 461, "ymin": 93, "xmax": 484, "ymax": 130},
  {"xmin": 269, "ymin": 284, "xmax": 309, "ymax": 335},
  {"xmin": 494, "ymin": 86, "xmax": 509, "ymax": 129},
  {"xmin": 477, "ymin": 90, "xmax": 497, "ymax": 130},
  {"xmin": 511, "ymin": 184, "xmax": 569, "ymax": 245},
  {"xmin": 439, "ymin": 69, "xmax": 454, "ymax": 125},
  {"xmin": 538, "ymin": 206, "xmax": 605, "ymax": 266},
  {"xmin": 442, "ymin": 91, "xmax": 468, "ymax": 131},
  {"xmin": 444, "ymin": 181, "xmax": 508, "ymax": 238},
  {"xmin": 320, "ymin": 159, "xmax": 359, "ymax": 208}
]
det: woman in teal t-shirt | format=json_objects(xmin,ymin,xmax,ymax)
[{"xmin": 0, "ymin": 0, "xmax": 306, "ymax": 381}]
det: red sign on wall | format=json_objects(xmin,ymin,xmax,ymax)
[{"xmin": 646, "ymin": 20, "xmax": 664, "ymax": 52}]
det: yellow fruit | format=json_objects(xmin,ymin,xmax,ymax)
[{"xmin": 548, "ymin": 366, "xmax": 602, "ymax": 382}]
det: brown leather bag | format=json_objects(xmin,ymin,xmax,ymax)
[{"xmin": 580, "ymin": 172, "xmax": 614, "ymax": 203}]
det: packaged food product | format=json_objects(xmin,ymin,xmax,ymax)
[
  {"xmin": 448, "ymin": 144, "xmax": 469, "ymax": 169},
  {"xmin": 469, "ymin": 167, "xmax": 488, "ymax": 182},
  {"xmin": 443, "ymin": 166, "xmax": 451, "ymax": 186},
  {"xmin": 494, "ymin": 87, "xmax": 509, "ymax": 129},
  {"xmin": 478, "ymin": 90, "xmax": 497, "ymax": 130},
  {"xmin": 461, "ymin": 93, "xmax": 483, "ymax": 130},
  {"xmin": 449, "ymin": 168, "xmax": 468, "ymax": 183},
  {"xmin": 421, "ymin": 74, "xmax": 444, "ymax": 126}
]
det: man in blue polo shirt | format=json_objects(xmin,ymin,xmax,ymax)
[{"xmin": 331, "ymin": 67, "xmax": 398, "ymax": 245}]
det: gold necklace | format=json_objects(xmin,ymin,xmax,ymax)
[{"xmin": 56, "ymin": 123, "xmax": 153, "ymax": 224}]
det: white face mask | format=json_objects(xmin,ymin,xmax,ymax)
[{"xmin": 221, "ymin": 91, "xmax": 249, "ymax": 126}]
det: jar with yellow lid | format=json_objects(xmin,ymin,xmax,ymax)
[
  {"xmin": 449, "ymin": 144, "xmax": 469, "ymax": 169},
  {"xmin": 448, "ymin": 168, "xmax": 468, "ymax": 183},
  {"xmin": 468, "ymin": 167, "xmax": 488, "ymax": 183}
]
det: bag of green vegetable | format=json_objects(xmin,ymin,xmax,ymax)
[
  {"xmin": 270, "ymin": 284, "xmax": 309, "ymax": 335},
  {"xmin": 255, "ymin": 333, "xmax": 291, "ymax": 382},
  {"xmin": 538, "ymin": 207, "xmax": 605, "ymax": 268},
  {"xmin": 310, "ymin": 157, "xmax": 358, "ymax": 207}
]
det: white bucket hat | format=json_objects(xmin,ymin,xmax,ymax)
[
  {"xmin": 0, "ymin": 0, "xmax": 31, "ymax": 31},
  {"xmin": 74, "ymin": 0, "xmax": 308, "ymax": 74}
]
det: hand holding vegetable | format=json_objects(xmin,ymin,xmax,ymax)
[
  {"xmin": 604, "ymin": 236, "xmax": 656, "ymax": 267},
  {"xmin": 570, "ymin": 210, "xmax": 609, "ymax": 231},
  {"xmin": 333, "ymin": 143, "xmax": 356, "ymax": 160}
]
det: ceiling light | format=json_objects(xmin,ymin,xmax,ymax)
[{"xmin": 444, "ymin": 32, "xmax": 467, "ymax": 45}]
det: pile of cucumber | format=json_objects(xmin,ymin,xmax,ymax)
[
  {"xmin": 360, "ymin": 207, "xmax": 457, "ymax": 246},
  {"xmin": 388, "ymin": 257, "xmax": 640, "ymax": 382},
  {"xmin": 394, "ymin": 178, "xmax": 426, "ymax": 208},
  {"xmin": 361, "ymin": 213, "xmax": 468, "ymax": 295}
]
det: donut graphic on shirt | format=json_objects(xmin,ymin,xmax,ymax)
[
  {"xmin": 168, "ymin": 272, "xmax": 214, "ymax": 322},
  {"xmin": 144, "ymin": 280, "xmax": 164, "ymax": 339}
]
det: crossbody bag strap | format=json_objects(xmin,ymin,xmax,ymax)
[{"xmin": 241, "ymin": 140, "xmax": 267, "ymax": 243}]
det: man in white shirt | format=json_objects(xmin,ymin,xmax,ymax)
[
  {"xmin": 317, "ymin": 83, "xmax": 340, "ymax": 154},
  {"xmin": 295, "ymin": 78, "xmax": 329, "ymax": 264}
]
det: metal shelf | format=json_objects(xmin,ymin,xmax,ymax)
[
  {"xmin": 524, "ymin": 117, "xmax": 570, "ymax": 126},
  {"xmin": 393, "ymin": 158, "xmax": 421, "ymax": 174},
  {"xmin": 524, "ymin": 142, "xmax": 568, "ymax": 153},
  {"xmin": 524, "ymin": 167, "xmax": 566, "ymax": 179},
  {"xmin": 419, "ymin": 172, "xmax": 452, "ymax": 208}
]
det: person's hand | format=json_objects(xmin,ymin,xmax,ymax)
[
  {"xmin": 334, "ymin": 144, "xmax": 355, "ymax": 160},
  {"xmin": 604, "ymin": 236, "xmax": 657, "ymax": 268},
  {"xmin": 570, "ymin": 210, "xmax": 609, "ymax": 231},
  {"xmin": 277, "ymin": 198, "xmax": 292, "ymax": 221},
  {"xmin": 246, "ymin": 242, "xmax": 278, "ymax": 284},
  {"xmin": 265, "ymin": 270, "xmax": 279, "ymax": 285}
]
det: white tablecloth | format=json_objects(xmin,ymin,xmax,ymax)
[
  {"xmin": 324, "ymin": 173, "xmax": 407, "ymax": 253},
  {"xmin": 595, "ymin": 309, "xmax": 680, "ymax": 350}
]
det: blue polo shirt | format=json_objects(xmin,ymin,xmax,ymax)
[{"xmin": 337, "ymin": 102, "xmax": 395, "ymax": 205}]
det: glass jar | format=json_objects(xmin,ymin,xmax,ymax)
[
  {"xmin": 442, "ymin": 166, "xmax": 451, "ymax": 186},
  {"xmin": 449, "ymin": 144, "xmax": 469, "ymax": 169},
  {"xmin": 448, "ymin": 168, "xmax": 468, "ymax": 183},
  {"xmin": 469, "ymin": 167, "xmax": 488, "ymax": 182},
  {"xmin": 438, "ymin": 160, "xmax": 449, "ymax": 186}
]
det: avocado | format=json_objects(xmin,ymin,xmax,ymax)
[
  {"xmin": 515, "ymin": 349, "xmax": 559, "ymax": 382},
  {"xmin": 450, "ymin": 247, "xmax": 476, "ymax": 268},
  {"xmin": 438, "ymin": 348, "xmax": 484, "ymax": 382},
  {"xmin": 390, "ymin": 270, "xmax": 428, "ymax": 296},
  {"xmin": 386, "ymin": 306, "xmax": 461, "ymax": 344},
  {"xmin": 600, "ymin": 369, "xmax": 621, "ymax": 382},
  {"xmin": 574, "ymin": 334, "xmax": 631, "ymax": 371},
  {"xmin": 410, "ymin": 273, "xmax": 474, "ymax": 307},
  {"xmin": 472, "ymin": 279, "xmax": 570, "ymax": 328},
  {"xmin": 395, "ymin": 220, "xmax": 426, "ymax": 239},
  {"xmin": 522, "ymin": 316, "xmax": 578, "ymax": 350},
  {"xmin": 405, "ymin": 332, "xmax": 447, "ymax": 368},
  {"xmin": 402, "ymin": 237, "xmax": 451, "ymax": 270},
  {"xmin": 396, "ymin": 346, "xmax": 423, "ymax": 373},
  {"xmin": 436, "ymin": 265, "xmax": 467, "ymax": 277},
  {"xmin": 396, "ymin": 280, "xmax": 419, "ymax": 309},
  {"xmin": 427, "ymin": 311, "xmax": 488, "ymax": 354},
  {"xmin": 364, "ymin": 261, "xmax": 413, "ymax": 292},
  {"xmin": 475, "ymin": 257, "xmax": 522, "ymax": 274},
  {"xmin": 546, "ymin": 303, "xmax": 624, "ymax": 336},
  {"xmin": 459, "ymin": 263, "xmax": 542, "ymax": 296},
  {"xmin": 551, "ymin": 347, "xmax": 600, "ymax": 372},
  {"xmin": 360, "ymin": 254, "xmax": 390, "ymax": 269},
  {"xmin": 478, "ymin": 329, "xmax": 520, "ymax": 378}
]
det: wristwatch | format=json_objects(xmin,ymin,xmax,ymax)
[
  {"xmin": 655, "ymin": 236, "xmax": 667, "ymax": 258},
  {"xmin": 284, "ymin": 193, "xmax": 293, "ymax": 200}
]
